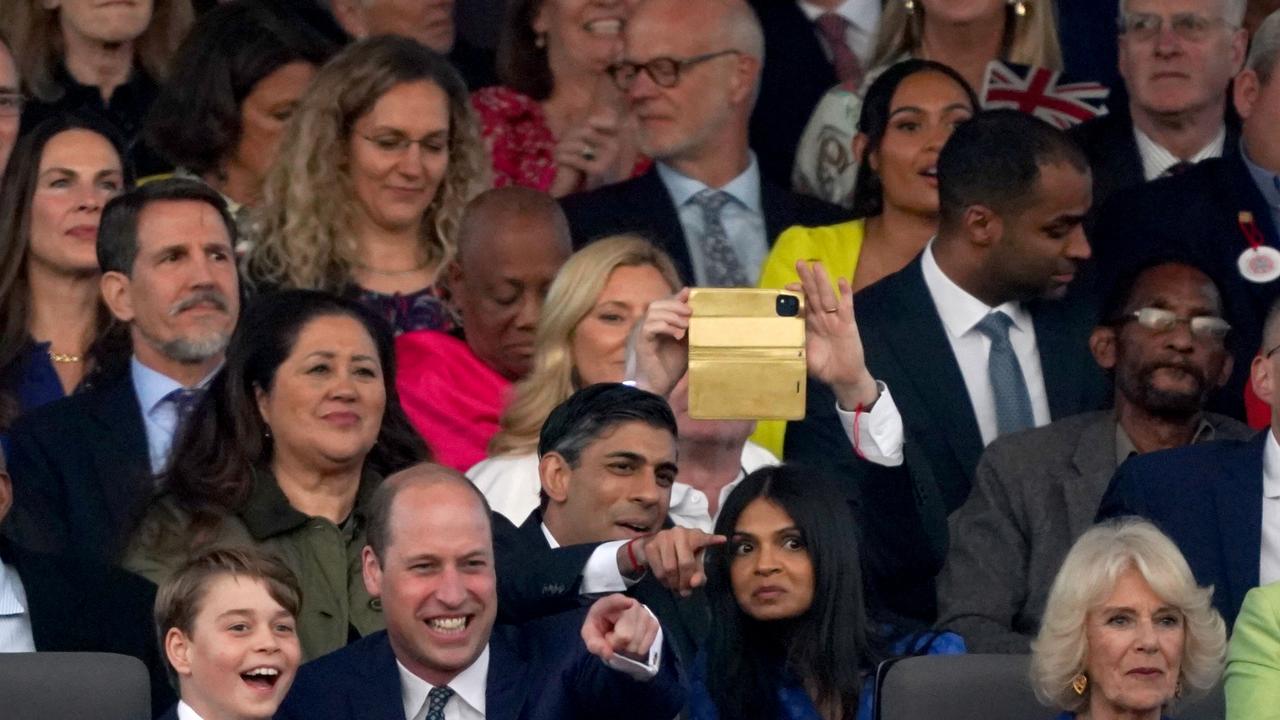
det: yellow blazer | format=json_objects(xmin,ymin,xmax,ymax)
[
  {"xmin": 1227, "ymin": 581, "xmax": 1280, "ymax": 719},
  {"xmin": 751, "ymin": 220, "xmax": 865, "ymax": 457}
]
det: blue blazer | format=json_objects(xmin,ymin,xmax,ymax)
[
  {"xmin": 1097, "ymin": 433, "xmax": 1265, "ymax": 628},
  {"xmin": 276, "ymin": 609, "xmax": 686, "ymax": 720}
]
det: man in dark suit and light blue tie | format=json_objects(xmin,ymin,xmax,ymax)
[
  {"xmin": 787, "ymin": 110, "xmax": 1105, "ymax": 620},
  {"xmin": 559, "ymin": 0, "xmax": 845, "ymax": 286},
  {"xmin": 1096, "ymin": 296, "xmax": 1280, "ymax": 629},
  {"xmin": 278, "ymin": 463, "xmax": 686, "ymax": 720},
  {"xmin": 3, "ymin": 179, "xmax": 240, "ymax": 564}
]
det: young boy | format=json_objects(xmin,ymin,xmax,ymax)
[{"xmin": 155, "ymin": 547, "xmax": 303, "ymax": 720}]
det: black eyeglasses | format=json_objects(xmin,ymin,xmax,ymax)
[
  {"xmin": 606, "ymin": 50, "xmax": 741, "ymax": 91},
  {"xmin": 1122, "ymin": 307, "xmax": 1231, "ymax": 340}
]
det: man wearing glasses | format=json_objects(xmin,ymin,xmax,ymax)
[
  {"xmin": 0, "ymin": 33, "xmax": 20, "ymax": 175},
  {"xmin": 559, "ymin": 0, "xmax": 844, "ymax": 287},
  {"xmin": 1071, "ymin": 0, "xmax": 1246, "ymax": 209},
  {"xmin": 939, "ymin": 259, "xmax": 1250, "ymax": 652}
]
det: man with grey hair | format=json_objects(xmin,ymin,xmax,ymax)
[
  {"xmin": 1091, "ymin": 8, "xmax": 1280, "ymax": 421},
  {"xmin": 1071, "ymin": 0, "xmax": 1247, "ymax": 208},
  {"xmin": 5, "ymin": 179, "xmax": 239, "ymax": 563},
  {"xmin": 560, "ymin": 0, "xmax": 844, "ymax": 286}
]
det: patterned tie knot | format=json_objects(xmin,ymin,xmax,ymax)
[
  {"xmin": 425, "ymin": 686, "xmax": 454, "ymax": 720},
  {"xmin": 814, "ymin": 12, "xmax": 848, "ymax": 43},
  {"xmin": 692, "ymin": 188, "xmax": 731, "ymax": 217},
  {"xmin": 1163, "ymin": 160, "xmax": 1194, "ymax": 177},
  {"xmin": 165, "ymin": 388, "xmax": 203, "ymax": 422},
  {"xmin": 975, "ymin": 311, "xmax": 1015, "ymax": 341}
]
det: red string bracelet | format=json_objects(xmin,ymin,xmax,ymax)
[
  {"xmin": 625, "ymin": 538, "xmax": 642, "ymax": 575},
  {"xmin": 852, "ymin": 403, "xmax": 867, "ymax": 460}
]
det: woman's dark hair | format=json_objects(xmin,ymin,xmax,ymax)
[
  {"xmin": 0, "ymin": 113, "xmax": 134, "ymax": 430},
  {"xmin": 705, "ymin": 464, "xmax": 883, "ymax": 720},
  {"xmin": 848, "ymin": 59, "xmax": 980, "ymax": 219},
  {"xmin": 160, "ymin": 289, "xmax": 429, "ymax": 532},
  {"xmin": 496, "ymin": 0, "xmax": 553, "ymax": 100},
  {"xmin": 146, "ymin": 0, "xmax": 336, "ymax": 177}
]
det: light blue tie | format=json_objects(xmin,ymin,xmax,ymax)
[
  {"xmin": 424, "ymin": 686, "xmax": 453, "ymax": 720},
  {"xmin": 974, "ymin": 311, "xmax": 1034, "ymax": 437},
  {"xmin": 690, "ymin": 189, "xmax": 749, "ymax": 287}
]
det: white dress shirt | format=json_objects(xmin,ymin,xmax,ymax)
[
  {"xmin": 1260, "ymin": 430, "xmax": 1280, "ymax": 586},
  {"xmin": 0, "ymin": 562, "xmax": 35, "ymax": 653},
  {"xmin": 663, "ymin": 442, "xmax": 778, "ymax": 533},
  {"xmin": 398, "ymin": 652, "xmax": 487, "ymax": 720},
  {"xmin": 1133, "ymin": 126, "xmax": 1226, "ymax": 182},
  {"xmin": 540, "ymin": 523, "xmax": 635, "ymax": 596},
  {"xmin": 920, "ymin": 243, "xmax": 1051, "ymax": 446},
  {"xmin": 796, "ymin": 0, "xmax": 881, "ymax": 67},
  {"xmin": 131, "ymin": 357, "xmax": 218, "ymax": 475},
  {"xmin": 176, "ymin": 701, "xmax": 207, "ymax": 720},
  {"xmin": 656, "ymin": 157, "xmax": 768, "ymax": 286}
]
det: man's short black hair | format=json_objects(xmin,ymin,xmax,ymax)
[
  {"xmin": 538, "ymin": 383, "xmax": 678, "ymax": 467},
  {"xmin": 938, "ymin": 109, "xmax": 1090, "ymax": 229},
  {"xmin": 97, "ymin": 178, "xmax": 237, "ymax": 276}
]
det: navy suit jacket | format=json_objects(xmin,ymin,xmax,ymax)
[
  {"xmin": 746, "ymin": 0, "xmax": 837, "ymax": 189},
  {"xmin": 276, "ymin": 613, "xmax": 686, "ymax": 720},
  {"xmin": 786, "ymin": 255, "xmax": 1107, "ymax": 620},
  {"xmin": 157, "ymin": 706, "xmax": 178, "ymax": 720},
  {"xmin": 1, "ymin": 539, "xmax": 175, "ymax": 716},
  {"xmin": 1091, "ymin": 150, "xmax": 1279, "ymax": 421},
  {"xmin": 559, "ymin": 167, "xmax": 847, "ymax": 285},
  {"xmin": 1096, "ymin": 432, "xmax": 1265, "ymax": 629},
  {"xmin": 3, "ymin": 369, "xmax": 151, "ymax": 563}
]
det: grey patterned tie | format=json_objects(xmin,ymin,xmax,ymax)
[
  {"xmin": 974, "ymin": 311, "xmax": 1034, "ymax": 437},
  {"xmin": 690, "ymin": 189, "xmax": 749, "ymax": 287},
  {"xmin": 423, "ymin": 686, "xmax": 453, "ymax": 720}
]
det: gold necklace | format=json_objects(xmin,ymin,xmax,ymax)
[{"xmin": 48, "ymin": 349, "xmax": 84, "ymax": 364}]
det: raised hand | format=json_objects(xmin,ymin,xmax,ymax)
[
  {"xmin": 621, "ymin": 526, "xmax": 727, "ymax": 597},
  {"xmin": 789, "ymin": 260, "xmax": 879, "ymax": 410},
  {"xmin": 628, "ymin": 288, "xmax": 692, "ymax": 398},
  {"xmin": 581, "ymin": 594, "xmax": 661, "ymax": 663}
]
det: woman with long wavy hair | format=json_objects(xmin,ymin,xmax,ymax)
[
  {"xmin": 468, "ymin": 234, "xmax": 680, "ymax": 523},
  {"xmin": 246, "ymin": 35, "xmax": 488, "ymax": 335}
]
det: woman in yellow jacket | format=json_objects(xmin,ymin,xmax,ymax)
[{"xmin": 754, "ymin": 60, "xmax": 977, "ymax": 456}]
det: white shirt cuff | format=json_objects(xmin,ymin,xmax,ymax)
[
  {"xmin": 579, "ymin": 541, "xmax": 639, "ymax": 595},
  {"xmin": 601, "ymin": 605, "xmax": 663, "ymax": 681},
  {"xmin": 835, "ymin": 380, "xmax": 904, "ymax": 466}
]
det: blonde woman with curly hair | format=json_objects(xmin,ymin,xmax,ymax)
[
  {"xmin": 1031, "ymin": 518, "xmax": 1227, "ymax": 720},
  {"xmin": 468, "ymin": 235, "xmax": 680, "ymax": 523},
  {"xmin": 0, "ymin": 0, "xmax": 193, "ymax": 175},
  {"xmin": 793, "ymin": 0, "xmax": 1064, "ymax": 208},
  {"xmin": 246, "ymin": 35, "xmax": 487, "ymax": 335}
]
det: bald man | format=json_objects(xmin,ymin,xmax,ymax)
[
  {"xmin": 560, "ymin": 0, "xmax": 844, "ymax": 285},
  {"xmin": 279, "ymin": 463, "xmax": 685, "ymax": 720},
  {"xmin": 396, "ymin": 187, "xmax": 572, "ymax": 471}
]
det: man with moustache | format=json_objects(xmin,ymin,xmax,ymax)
[
  {"xmin": 4, "ymin": 179, "xmax": 240, "ymax": 563},
  {"xmin": 938, "ymin": 260, "xmax": 1250, "ymax": 652}
]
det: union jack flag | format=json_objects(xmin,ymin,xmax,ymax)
[{"xmin": 981, "ymin": 61, "xmax": 1110, "ymax": 129}]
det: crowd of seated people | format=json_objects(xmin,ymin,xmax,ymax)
[{"xmin": 2, "ymin": 1, "xmax": 1280, "ymax": 719}]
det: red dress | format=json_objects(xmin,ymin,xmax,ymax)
[{"xmin": 471, "ymin": 85, "xmax": 651, "ymax": 192}]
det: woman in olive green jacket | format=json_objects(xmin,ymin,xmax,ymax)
[{"xmin": 126, "ymin": 290, "xmax": 428, "ymax": 659}]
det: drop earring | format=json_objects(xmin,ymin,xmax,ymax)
[
  {"xmin": 1071, "ymin": 673, "xmax": 1088, "ymax": 696},
  {"xmin": 1008, "ymin": 0, "xmax": 1027, "ymax": 17}
]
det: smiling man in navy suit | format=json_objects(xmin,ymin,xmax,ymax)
[{"xmin": 277, "ymin": 463, "xmax": 685, "ymax": 720}]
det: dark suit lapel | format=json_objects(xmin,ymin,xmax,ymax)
[
  {"xmin": 85, "ymin": 373, "xmax": 152, "ymax": 545},
  {"xmin": 1030, "ymin": 298, "xmax": 1100, "ymax": 420},
  {"xmin": 760, "ymin": 179, "xmax": 798, "ymax": 246},
  {"xmin": 353, "ymin": 633, "xmax": 411, "ymax": 720},
  {"xmin": 485, "ymin": 630, "xmax": 529, "ymax": 720},
  {"xmin": 631, "ymin": 170, "xmax": 695, "ymax": 283},
  {"xmin": 862, "ymin": 259, "xmax": 984, "ymax": 503},
  {"xmin": 9, "ymin": 543, "xmax": 87, "ymax": 650},
  {"xmin": 1096, "ymin": 112, "xmax": 1144, "ymax": 202},
  {"xmin": 1065, "ymin": 415, "xmax": 1120, "ymax": 538},
  {"xmin": 1215, "ymin": 434, "xmax": 1265, "ymax": 617}
]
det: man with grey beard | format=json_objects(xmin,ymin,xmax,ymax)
[
  {"xmin": 936, "ymin": 259, "xmax": 1251, "ymax": 652},
  {"xmin": 3, "ymin": 179, "xmax": 240, "ymax": 564}
]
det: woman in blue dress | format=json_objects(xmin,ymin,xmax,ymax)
[{"xmin": 689, "ymin": 464, "xmax": 964, "ymax": 720}]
